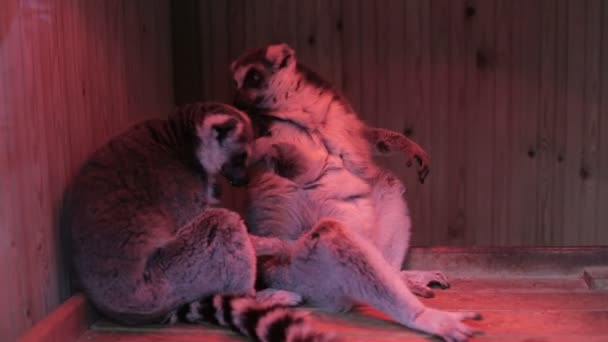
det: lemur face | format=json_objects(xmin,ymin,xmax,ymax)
[
  {"xmin": 195, "ymin": 103, "xmax": 254, "ymax": 186},
  {"xmin": 231, "ymin": 43, "xmax": 296, "ymax": 110}
]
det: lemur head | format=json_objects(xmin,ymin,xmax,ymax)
[
  {"xmin": 191, "ymin": 102, "xmax": 254, "ymax": 186},
  {"xmin": 230, "ymin": 43, "xmax": 298, "ymax": 110}
]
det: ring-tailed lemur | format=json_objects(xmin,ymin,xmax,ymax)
[
  {"xmin": 230, "ymin": 44, "xmax": 482, "ymax": 342},
  {"xmin": 63, "ymin": 102, "xmax": 333, "ymax": 342}
]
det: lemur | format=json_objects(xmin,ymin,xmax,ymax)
[
  {"xmin": 63, "ymin": 102, "xmax": 333, "ymax": 342},
  {"xmin": 230, "ymin": 44, "xmax": 482, "ymax": 342}
]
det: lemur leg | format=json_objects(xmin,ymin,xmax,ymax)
[
  {"xmin": 372, "ymin": 172, "xmax": 450, "ymax": 298},
  {"xmin": 366, "ymin": 127, "xmax": 430, "ymax": 183},
  {"xmin": 260, "ymin": 219, "xmax": 481, "ymax": 341},
  {"xmin": 107, "ymin": 208, "xmax": 257, "ymax": 324},
  {"xmin": 248, "ymin": 235, "xmax": 303, "ymax": 307}
]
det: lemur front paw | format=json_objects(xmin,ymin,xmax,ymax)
[
  {"xmin": 406, "ymin": 144, "xmax": 430, "ymax": 184},
  {"xmin": 256, "ymin": 289, "xmax": 303, "ymax": 307},
  {"xmin": 401, "ymin": 270, "xmax": 450, "ymax": 298},
  {"xmin": 410, "ymin": 308, "xmax": 482, "ymax": 342}
]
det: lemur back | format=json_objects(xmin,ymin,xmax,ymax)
[
  {"xmin": 63, "ymin": 102, "xmax": 332, "ymax": 342},
  {"xmin": 231, "ymin": 44, "xmax": 482, "ymax": 342}
]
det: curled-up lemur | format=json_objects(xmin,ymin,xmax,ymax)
[
  {"xmin": 231, "ymin": 44, "xmax": 482, "ymax": 342},
  {"xmin": 63, "ymin": 102, "xmax": 333, "ymax": 342}
]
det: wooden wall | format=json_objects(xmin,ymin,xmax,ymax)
[
  {"xmin": 173, "ymin": 0, "xmax": 608, "ymax": 247},
  {"xmin": 0, "ymin": 0, "xmax": 173, "ymax": 340}
]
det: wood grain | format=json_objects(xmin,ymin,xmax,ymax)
[
  {"xmin": 171, "ymin": 0, "xmax": 608, "ymax": 247},
  {"xmin": 18, "ymin": 294, "xmax": 94, "ymax": 342},
  {"xmin": 0, "ymin": 1, "xmax": 173, "ymax": 340}
]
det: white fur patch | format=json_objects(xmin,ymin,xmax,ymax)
[
  {"xmin": 186, "ymin": 301, "xmax": 202, "ymax": 322},
  {"xmin": 229, "ymin": 297, "xmax": 258, "ymax": 337},
  {"xmin": 255, "ymin": 307, "xmax": 291, "ymax": 340},
  {"xmin": 212, "ymin": 295, "xmax": 226, "ymax": 325},
  {"xmin": 196, "ymin": 114, "xmax": 243, "ymax": 174}
]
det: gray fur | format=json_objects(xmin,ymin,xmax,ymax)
[
  {"xmin": 232, "ymin": 44, "xmax": 482, "ymax": 341},
  {"xmin": 63, "ymin": 102, "xmax": 331, "ymax": 342}
]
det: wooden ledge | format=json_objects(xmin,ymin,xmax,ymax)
[
  {"xmin": 18, "ymin": 293, "xmax": 95, "ymax": 342},
  {"xmin": 404, "ymin": 246, "xmax": 608, "ymax": 278}
]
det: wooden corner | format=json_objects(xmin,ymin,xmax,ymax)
[{"xmin": 18, "ymin": 293, "xmax": 95, "ymax": 342}]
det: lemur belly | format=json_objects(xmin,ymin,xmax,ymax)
[{"xmin": 266, "ymin": 121, "xmax": 378, "ymax": 241}]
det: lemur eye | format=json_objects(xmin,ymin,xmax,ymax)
[{"xmin": 244, "ymin": 68, "xmax": 262, "ymax": 88}]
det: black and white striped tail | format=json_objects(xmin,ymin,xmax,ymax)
[{"xmin": 166, "ymin": 294, "xmax": 336, "ymax": 342}]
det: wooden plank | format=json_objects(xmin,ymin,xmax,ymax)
[
  {"xmin": 405, "ymin": 246, "xmax": 608, "ymax": 277},
  {"xmin": 5, "ymin": 2, "xmax": 34, "ymax": 336},
  {"xmin": 580, "ymin": 0, "xmax": 602, "ymax": 244},
  {"xmin": 198, "ymin": 0, "xmax": 213, "ymax": 101},
  {"xmin": 0, "ymin": 2, "xmax": 18, "ymax": 338},
  {"xmin": 404, "ymin": 0, "xmax": 432, "ymax": 246},
  {"xmin": 252, "ymin": 0, "xmax": 273, "ymax": 48},
  {"xmin": 550, "ymin": 0, "xmax": 570, "ymax": 245},
  {"xmin": 380, "ymin": 0, "xmax": 409, "ymax": 209},
  {"xmin": 269, "ymin": 0, "xmax": 298, "ymax": 47},
  {"xmin": 243, "ymin": 0, "xmax": 257, "ymax": 49},
  {"xmin": 171, "ymin": 0, "xmax": 203, "ymax": 105},
  {"xmin": 443, "ymin": 0, "xmax": 469, "ymax": 246},
  {"xmin": 315, "ymin": 0, "xmax": 343, "ymax": 87},
  {"xmin": 374, "ymin": 0, "xmax": 390, "ymax": 142},
  {"xmin": 427, "ymin": 0, "xmax": 452, "ymax": 244},
  {"xmin": 295, "ymin": 1, "xmax": 319, "ymax": 70},
  {"xmin": 599, "ymin": 0, "xmax": 608, "ymax": 244},
  {"xmin": 468, "ymin": 0, "xmax": 497, "ymax": 244},
  {"xmin": 536, "ymin": 0, "xmax": 559, "ymax": 244},
  {"xmin": 563, "ymin": 0, "xmax": 587, "ymax": 245},
  {"xmin": 227, "ymin": 0, "xmax": 247, "ymax": 62},
  {"xmin": 0, "ymin": 1, "xmax": 174, "ymax": 339},
  {"xmin": 183, "ymin": 0, "xmax": 608, "ymax": 246},
  {"xmin": 209, "ymin": 0, "xmax": 231, "ymax": 102},
  {"xmin": 18, "ymin": 294, "xmax": 94, "ymax": 342},
  {"xmin": 340, "ymin": 0, "xmax": 363, "ymax": 113},
  {"xmin": 492, "ymin": 0, "xmax": 513, "ymax": 244},
  {"xmin": 82, "ymin": 278, "xmax": 608, "ymax": 341},
  {"xmin": 507, "ymin": 0, "xmax": 541, "ymax": 245},
  {"xmin": 358, "ymin": 0, "xmax": 378, "ymax": 125}
]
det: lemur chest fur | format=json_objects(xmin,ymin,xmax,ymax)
[{"xmin": 261, "ymin": 116, "xmax": 371, "ymax": 199}]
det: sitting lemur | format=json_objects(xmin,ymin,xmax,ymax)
[
  {"xmin": 230, "ymin": 44, "xmax": 482, "ymax": 342},
  {"xmin": 63, "ymin": 102, "xmax": 333, "ymax": 342}
]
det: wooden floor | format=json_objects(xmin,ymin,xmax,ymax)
[{"xmin": 77, "ymin": 277, "xmax": 608, "ymax": 342}]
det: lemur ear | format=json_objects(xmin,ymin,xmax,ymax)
[
  {"xmin": 267, "ymin": 43, "xmax": 295, "ymax": 70},
  {"xmin": 212, "ymin": 117, "xmax": 238, "ymax": 144},
  {"xmin": 229, "ymin": 60, "xmax": 238, "ymax": 73}
]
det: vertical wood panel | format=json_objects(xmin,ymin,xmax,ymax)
[
  {"xmin": 428, "ymin": 0, "xmax": 451, "ymax": 244},
  {"xmin": 509, "ymin": 0, "xmax": 541, "ymax": 245},
  {"xmin": 599, "ymin": 1, "xmax": 608, "ymax": 244},
  {"xmin": 0, "ymin": 1, "xmax": 173, "ymax": 340},
  {"xmin": 492, "ymin": 0, "xmax": 514, "ymax": 244},
  {"xmin": 340, "ymin": 0, "xmax": 363, "ymax": 113},
  {"xmin": 176, "ymin": 0, "xmax": 608, "ymax": 248},
  {"xmin": 563, "ymin": 0, "xmax": 587, "ymax": 245},
  {"xmin": 550, "ymin": 0, "xmax": 570, "ymax": 245},
  {"xmin": 582, "ymin": 0, "xmax": 602, "ymax": 243},
  {"xmin": 403, "ymin": 0, "xmax": 433, "ymax": 245},
  {"xmin": 537, "ymin": 0, "xmax": 558, "ymax": 243}
]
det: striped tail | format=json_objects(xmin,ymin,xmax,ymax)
[{"xmin": 166, "ymin": 294, "xmax": 336, "ymax": 342}]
